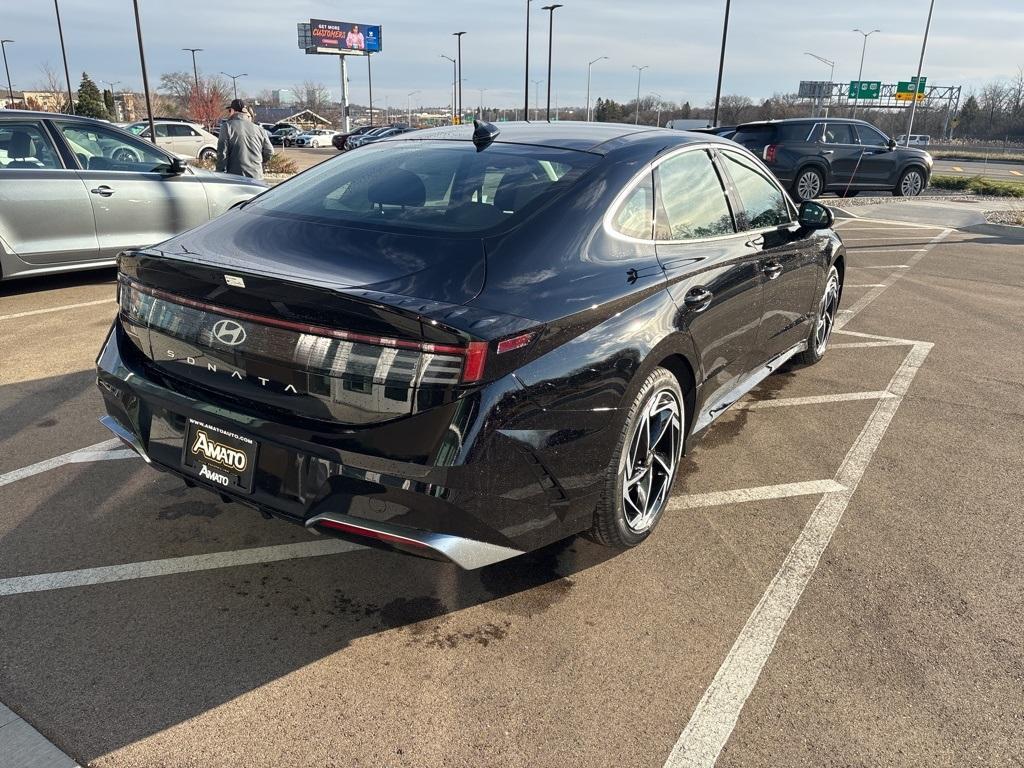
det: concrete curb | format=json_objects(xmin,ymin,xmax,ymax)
[{"xmin": 0, "ymin": 702, "xmax": 80, "ymax": 768}]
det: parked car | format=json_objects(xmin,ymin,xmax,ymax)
[
  {"xmin": 0, "ymin": 109, "xmax": 264, "ymax": 281},
  {"xmin": 345, "ymin": 125, "xmax": 407, "ymax": 150},
  {"xmin": 690, "ymin": 125, "xmax": 737, "ymax": 139},
  {"xmin": 895, "ymin": 134, "xmax": 931, "ymax": 147},
  {"xmin": 293, "ymin": 129, "xmax": 338, "ymax": 148},
  {"xmin": 332, "ymin": 124, "xmax": 379, "ymax": 151},
  {"xmin": 270, "ymin": 127, "xmax": 300, "ymax": 147},
  {"xmin": 358, "ymin": 126, "xmax": 416, "ymax": 148},
  {"xmin": 125, "ymin": 119, "xmax": 219, "ymax": 162},
  {"xmin": 96, "ymin": 121, "xmax": 844, "ymax": 568},
  {"xmin": 730, "ymin": 117, "xmax": 933, "ymax": 200}
]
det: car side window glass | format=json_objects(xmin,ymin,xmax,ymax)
[
  {"xmin": 654, "ymin": 150, "xmax": 734, "ymax": 240},
  {"xmin": 720, "ymin": 151, "xmax": 792, "ymax": 230},
  {"xmin": 57, "ymin": 122, "xmax": 169, "ymax": 173},
  {"xmin": 822, "ymin": 123, "xmax": 857, "ymax": 144},
  {"xmin": 0, "ymin": 123, "xmax": 62, "ymax": 170},
  {"xmin": 167, "ymin": 124, "xmax": 191, "ymax": 138},
  {"xmin": 611, "ymin": 173, "xmax": 654, "ymax": 239},
  {"xmin": 856, "ymin": 125, "xmax": 889, "ymax": 146},
  {"xmin": 154, "ymin": 124, "xmax": 170, "ymax": 138}
]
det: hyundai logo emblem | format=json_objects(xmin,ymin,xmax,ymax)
[{"xmin": 211, "ymin": 319, "xmax": 247, "ymax": 346}]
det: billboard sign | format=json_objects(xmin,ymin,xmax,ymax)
[
  {"xmin": 309, "ymin": 19, "xmax": 382, "ymax": 54},
  {"xmin": 798, "ymin": 80, "xmax": 832, "ymax": 99}
]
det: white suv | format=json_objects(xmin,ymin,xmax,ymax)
[{"xmin": 127, "ymin": 119, "xmax": 218, "ymax": 161}]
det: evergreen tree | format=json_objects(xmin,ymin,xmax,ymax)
[
  {"xmin": 103, "ymin": 88, "xmax": 116, "ymax": 119},
  {"xmin": 956, "ymin": 95, "xmax": 979, "ymax": 138},
  {"xmin": 76, "ymin": 73, "xmax": 109, "ymax": 119}
]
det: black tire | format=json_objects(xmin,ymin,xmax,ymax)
[
  {"xmin": 895, "ymin": 167, "xmax": 926, "ymax": 197},
  {"xmin": 791, "ymin": 167, "xmax": 825, "ymax": 202},
  {"xmin": 199, "ymin": 147, "xmax": 216, "ymax": 162},
  {"xmin": 590, "ymin": 367, "xmax": 685, "ymax": 549},
  {"xmin": 797, "ymin": 264, "xmax": 841, "ymax": 365}
]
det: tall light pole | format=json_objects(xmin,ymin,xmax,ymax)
[
  {"xmin": 407, "ymin": 89, "xmax": 420, "ymax": 126},
  {"xmin": 182, "ymin": 48, "xmax": 202, "ymax": 94},
  {"xmin": 441, "ymin": 54, "xmax": 456, "ymax": 124},
  {"xmin": 541, "ymin": 4, "xmax": 562, "ymax": 122},
  {"xmin": 904, "ymin": 0, "xmax": 934, "ymax": 146},
  {"xmin": 0, "ymin": 40, "xmax": 13, "ymax": 103},
  {"xmin": 632, "ymin": 64, "xmax": 648, "ymax": 124},
  {"xmin": 452, "ymin": 32, "xmax": 465, "ymax": 123},
  {"xmin": 648, "ymin": 92, "xmax": 663, "ymax": 126},
  {"xmin": 53, "ymin": 1, "xmax": 75, "ymax": 113},
  {"xmin": 712, "ymin": 0, "xmax": 731, "ymax": 127},
  {"xmin": 532, "ymin": 78, "xmax": 543, "ymax": 120},
  {"xmin": 524, "ymin": 0, "xmax": 532, "ymax": 121},
  {"xmin": 131, "ymin": 0, "xmax": 155, "ymax": 143},
  {"xmin": 851, "ymin": 28, "xmax": 880, "ymax": 119},
  {"xmin": 478, "ymin": 87, "xmax": 488, "ymax": 119},
  {"xmin": 221, "ymin": 72, "xmax": 247, "ymax": 100},
  {"xmin": 804, "ymin": 52, "xmax": 835, "ymax": 118},
  {"xmin": 586, "ymin": 55, "xmax": 608, "ymax": 121}
]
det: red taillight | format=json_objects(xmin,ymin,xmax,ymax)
[
  {"xmin": 461, "ymin": 341, "xmax": 488, "ymax": 383},
  {"xmin": 763, "ymin": 144, "xmax": 779, "ymax": 164},
  {"xmin": 496, "ymin": 331, "xmax": 535, "ymax": 355}
]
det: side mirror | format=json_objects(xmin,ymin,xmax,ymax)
[
  {"xmin": 887, "ymin": 138, "xmax": 898, "ymax": 150},
  {"xmin": 798, "ymin": 200, "xmax": 834, "ymax": 230},
  {"xmin": 166, "ymin": 157, "xmax": 189, "ymax": 176}
]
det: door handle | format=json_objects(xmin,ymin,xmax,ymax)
[
  {"xmin": 745, "ymin": 234, "xmax": 765, "ymax": 248},
  {"xmin": 90, "ymin": 185, "xmax": 114, "ymax": 197},
  {"xmin": 683, "ymin": 287, "xmax": 714, "ymax": 312},
  {"xmin": 821, "ymin": 150, "xmax": 834, "ymax": 155},
  {"xmin": 762, "ymin": 261, "xmax": 784, "ymax": 280}
]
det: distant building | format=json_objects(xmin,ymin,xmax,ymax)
[
  {"xmin": 272, "ymin": 89, "xmax": 298, "ymax": 106},
  {"xmin": 20, "ymin": 90, "xmax": 72, "ymax": 112},
  {"xmin": 252, "ymin": 107, "xmax": 333, "ymax": 129}
]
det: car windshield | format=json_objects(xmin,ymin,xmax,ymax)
[
  {"xmin": 126, "ymin": 123, "xmax": 146, "ymax": 135},
  {"xmin": 249, "ymin": 140, "xmax": 599, "ymax": 235}
]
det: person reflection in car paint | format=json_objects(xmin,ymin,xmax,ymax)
[{"xmin": 346, "ymin": 25, "xmax": 365, "ymax": 50}]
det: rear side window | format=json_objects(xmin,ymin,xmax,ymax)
[
  {"xmin": 0, "ymin": 122, "xmax": 62, "ymax": 170},
  {"xmin": 776, "ymin": 124, "xmax": 816, "ymax": 142},
  {"xmin": 654, "ymin": 149, "xmax": 735, "ymax": 240},
  {"xmin": 731, "ymin": 125, "xmax": 774, "ymax": 148},
  {"xmin": 720, "ymin": 151, "xmax": 791, "ymax": 230},
  {"xmin": 611, "ymin": 173, "xmax": 654, "ymax": 239},
  {"xmin": 250, "ymin": 141, "xmax": 598, "ymax": 235}
]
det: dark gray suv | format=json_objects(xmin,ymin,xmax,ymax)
[{"xmin": 731, "ymin": 118, "xmax": 933, "ymax": 201}]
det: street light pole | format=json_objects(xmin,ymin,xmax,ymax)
[
  {"xmin": 586, "ymin": 55, "xmax": 608, "ymax": 121},
  {"xmin": 632, "ymin": 64, "xmax": 648, "ymax": 124},
  {"xmin": 221, "ymin": 72, "xmax": 247, "ymax": 100},
  {"xmin": 712, "ymin": 0, "xmax": 731, "ymax": 127},
  {"xmin": 182, "ymin": 48, "xmax": 202, "ymax": 94},
  {"xmin": 453, "ymin": 32, "xmax": 465, "ymax": 123},
  {"xmin": 904, "ymin": 0, "xmax": 934, "ymax": 146},
  {"xmin": 804, "ymin": 52, "xmax": 835, "ymax": 118},
  {"xmin": 441, "ymin": 55, "xmax": 456, "ymax": 125},
  {"xmin": 851, "ymin": 28, "xmax": 880, "ymax": 119},
  {"xmin": 649, "ymin": 92, "xmax": 663, "ymax": 127},
  {"xmin": 524, "ymin": 0, "xmax": 532, "ymax": 121},
  {"xmin": 478, "ymin": 88, "xmax": 488, "ymax": 119},
  {"xmin": 131, "ymin": 0, "xmax": 156, "ymax": 144},
  {"xmin": 532, "ymin": 79, "xmax": 543, "ymax": 120},
  {"xmin": 0, "ymin": 40, "xmax": 13, "ymax": 103},
  {"xmin": 407, "ymin": 89, "xmax": 420, "ymax": 126},
  {"xmin": 541, "ymin": 4, "xmax": 562, "ymax": 122},
  {"xmin": 53, "ymin": 0, "xmax": 75, "ymax": 113}
]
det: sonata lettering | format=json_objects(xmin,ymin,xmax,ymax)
[{"xmin": 164, "ymin": 349, "xmax": 301, "ymax": 393}]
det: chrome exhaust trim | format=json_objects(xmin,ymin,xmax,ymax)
[
  {"xmin": 305, "ymin": 512, "xmax": 524, "ymax": 570},
  {"xmin": 99, "ymin": 415, "xmax": 152, "ymax": 464}
]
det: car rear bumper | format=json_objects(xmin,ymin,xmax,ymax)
[{"xmin": 96, "ymin": 321, "xmax": 603, "ymax": 567}]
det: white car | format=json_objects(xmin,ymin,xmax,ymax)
[
  {"xmin": 895, "ymin": 134, "xmax": 931, "ymax": 147},
  {"xmin": 293, "ymin": 129, "xmax": 337, "ymax": 148},
  {"xmin": 126, "ymin": 119, "xmax": 219, "ymax": 161}
]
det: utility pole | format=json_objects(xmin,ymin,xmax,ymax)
[
  {"xmin": 441, "ymin": 54, "xmax": 456, "ymax": 125},
  {"xmin": 712, "ymin": 0, "xmax": 731, "ymax": 127},
  {"xmin": 851, "ymin": 28, "xmax": 880, "ymax": 119},
  {"xmin": 632, "ymin": 64, "xmax": 648, "ymax": 124},
  {"xmin": 586, "ymin": 55, "xmax": 608, "ymax": 121},
  {"xmin": 904, "ymin": 0, "xmax": 934, "ymax": 146},
  {"xmin": 532, "ymin": 78, "xmax": 543, "ymax": 120},
  {"xmin": 131, "ymin": 0, "xmax": 155, "ymax": 143},
  {"xmin": 367, "ymin": 53, "xmax": 374, "ymax": 125},
  {"xmin": 453, "ymin": 32, "xmax": 465, "ymax": 123},
  {"xmin": 339, "ymin": 57, "xmax": 350, "ymax": 132},
  {"xmin": 0, "ymin": 40, "xmax": 13, "ymax": 103},
  {"xmin": 541, "ymin": 4, "xmax": 562, "ymax": 122},
  {"xmin": 524, "ymin": 0, "xmax": 532, "ymax": 121},
  {"xmin": 53, "ymin": 0, "xmax": 75, "ymax": 113}
]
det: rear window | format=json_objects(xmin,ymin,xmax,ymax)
[
  {"xmin": 731, "ymin": 125, "xmax": 774, "ymax": 147},
  {"xmin": 249, "ymin": 140, "xmax": 599, "ymax": 235}
]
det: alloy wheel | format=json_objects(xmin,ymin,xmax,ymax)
[
  {"xmin": 900, "ymin": 170, "xmax": 924, "ymax": 196},
  {"xmin": 796, "ymin": 170, "xmax": 823, "ymax": 201},
  {"xmin": 814, "ymin": 271, "xmax": 841, "ymax": 355},
  {"xmin": 621, "ymin": 388, "xmax": 683, "ymax": 533}
]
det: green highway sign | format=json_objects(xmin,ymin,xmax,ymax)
[
  {"xmin": 896, "ymin": 77, "xmax": 928, "ymax": 101},
  {"xmin": 847, "ymin": 80, "xmax": 881, "ymax": 100}
]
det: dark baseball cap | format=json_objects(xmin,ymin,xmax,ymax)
[{"xmin": 226, "ymin": 98, "xmax": 247, "ymax": 111}]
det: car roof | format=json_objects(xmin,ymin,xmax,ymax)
[
  {"xmin": 735, "ymin": 117, "xmax": 871, "ymax": 128},
  {"xmin": 395, "ymin": 121, "xmax": 729, "ymax": 155}
]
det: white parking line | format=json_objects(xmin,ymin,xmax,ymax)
[
  {"xmin": 830, "ymin": 341, "xmax": 910, "ymax": 349},
  {"xmin": 844, "ymin": 284, "xmax": 888, "ymax": 288},
  {"xmin": 853, "ymin": 263, "xmax": 912, "ymax": 269},
  {"xmin": 737, "ymin": 391, "xmax": 895, "ymax": 410},
  {"xmin": 0, "ymin": 298, "xmax": 113, "ymax": 322},
  {"xmin": 0, "ymin": 539, "xmax": 362, "ymax": 597},
  {"xmin": 667, "ymin": 480, "xmax": 845, "ymax": 511},
  {"xmin": 664, "ymin": 339, "xmax": 933, "ymax": 768},
  {"xmin": 0, "ymin": 439, "xmax": 134, "ymax": 488},
  {"xmin": 847, "ymin": 248, "xmax": 926, "ymax": 254},
  {"xmin": 835, "ymin": 216, "xmax": 946, "ymax": 229}
]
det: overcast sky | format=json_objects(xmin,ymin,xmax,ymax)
[{"xmin": 3, "ymin": 1, "xmax": 1022, "ymax": 110}]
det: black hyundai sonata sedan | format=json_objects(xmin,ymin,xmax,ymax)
[{"xmin": 97, "ymin": 120, "xmax": 845, "ymax": 568}]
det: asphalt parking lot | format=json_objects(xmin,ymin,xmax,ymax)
[{"xmin": 1, "ymin": 205, "xmax": 1022, "ymax": 767}]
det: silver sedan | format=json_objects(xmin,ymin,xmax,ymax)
[{"xmin": 0, "ymin": 110, "xmax": 265, "ymax": 281}]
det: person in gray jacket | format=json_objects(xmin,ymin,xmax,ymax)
[{"xmin": 216, "ymin": 99, "xmax": 273, "ymax": 179}]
